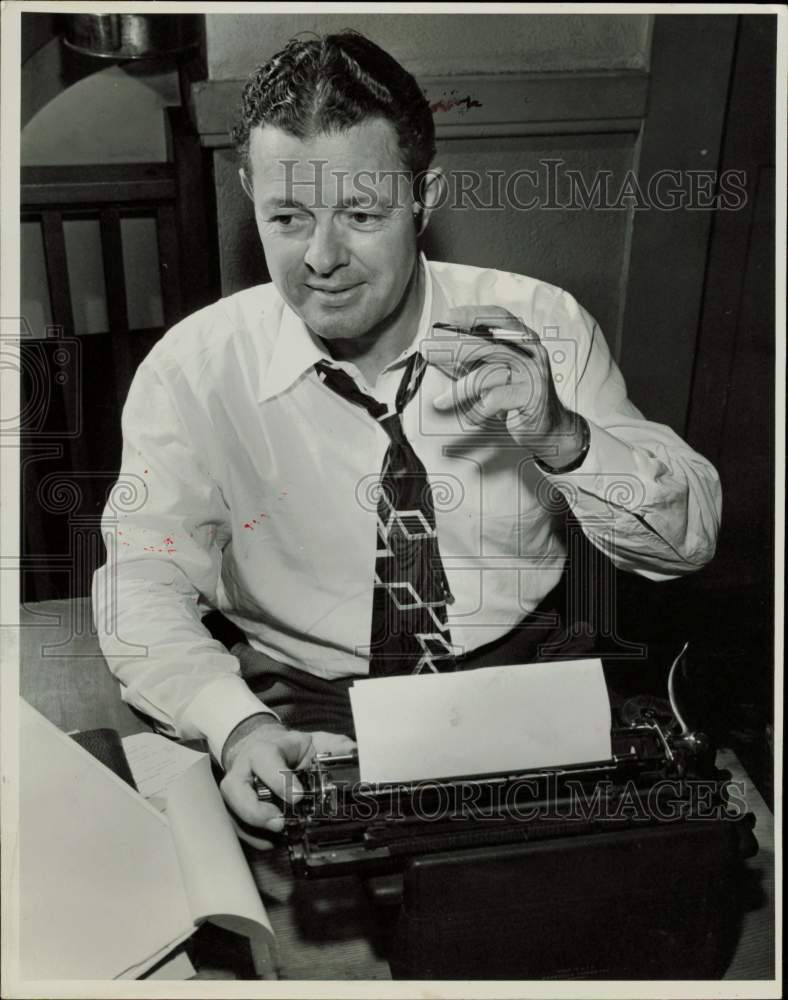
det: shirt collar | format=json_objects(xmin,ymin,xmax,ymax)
[{"xmin": 258, "ymin": 253, "xmax": 442, "ymax": 402}]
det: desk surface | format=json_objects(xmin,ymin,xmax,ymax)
[{"xmin": 18, "ymin": 598, "xmax": 776, "ymax": 982}]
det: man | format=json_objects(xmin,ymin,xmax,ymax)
[{"xmin": 93, "ymin": 31, "xmax": 721, "ymax": 833}]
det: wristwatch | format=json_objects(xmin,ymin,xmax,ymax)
[{"xmin": 534, "ymin": 414, "xmax": 591, "ymax": 474}]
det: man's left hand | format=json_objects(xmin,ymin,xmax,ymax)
[{"xmin": 432, "ymin": 305, "xmax": 586, "ymax": 469}]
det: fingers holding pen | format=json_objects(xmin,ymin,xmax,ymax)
[
  {"xmin": 432, "ymin": 344, "xmax": 544, "ymax": 425},
  {"xmin": 427, "ymin": 304, "xmax": 543, "ymax": 415},
  {"xmin": 429, "ymin": 324, "xmax": 540, "ymax": 385},
  {"xmin": 433, "ymin": 361, "xmax": 528, "ymax": 420},
  {"xmin": 427, "ymin": 306, "xmax": 566, "ymax": 436}
]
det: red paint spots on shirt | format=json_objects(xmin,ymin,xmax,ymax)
[
  {"xmin": 243, "ymin": 522, "xmax": 253, "ymax": 530},
  {"xmin": 163, "ymin": 536, "xmax": 174, "ymax": 546}
]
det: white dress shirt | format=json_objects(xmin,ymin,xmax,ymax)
[{"xmin": 92, "ymin": 256, "xmax": 721, "ymax": 759}]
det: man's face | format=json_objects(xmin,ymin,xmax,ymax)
[{"xmin": 246, "ymin": 118, "xmax": 420, "ymax": 342}]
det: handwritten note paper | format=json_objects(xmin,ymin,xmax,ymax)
[
  {"xmin": 122, "ymin": 732, "xmax": 204, "ymax": 807},
  {"xmin": 349, "ymin": 659, "xmax": 612, "ymax": 784}
]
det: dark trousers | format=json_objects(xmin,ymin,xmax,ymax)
[{"xmin": 203, "ymin": 579, "xmax": 596, "ymax": 739}]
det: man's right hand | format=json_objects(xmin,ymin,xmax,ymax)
[{"xmin": 219, "ymin": 714, "xmax": 354, "ymax": 831}]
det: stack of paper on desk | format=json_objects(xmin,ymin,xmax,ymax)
[
  {"xmin": 349, "ymin": 658, "xmax": 612, "ymax": 784},
  {"xmin": 18, "ymin": 702, "xmax": 275, "ymax": 981}
]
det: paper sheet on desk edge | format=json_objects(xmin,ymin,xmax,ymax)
[
  {"xmin": 349, "ymin": 658, "xmax": 612, "ymax": 784},
  {"xmin": 17, "ymin": 703, "xmax": 196, "ymax": 982},
  {"xmin": 124, "ymin": 734, "xmax": 278, "ymax": 980}
]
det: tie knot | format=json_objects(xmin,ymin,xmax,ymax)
[{"xmin": 315, "ymin": 353, "xmax": 428, "ymax": 428}]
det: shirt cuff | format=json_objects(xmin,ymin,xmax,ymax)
[
  {"xmin": 541, "ymin": 419, "xmax": 637, "ymax": 483},
  {"xmin": 180, "ymin": 673, "xmax": 278, "ymax": 762}
]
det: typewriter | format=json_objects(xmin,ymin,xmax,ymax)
[{"xmin": 255, "ymin": 656, "xmax": 759, "ymax": 979}]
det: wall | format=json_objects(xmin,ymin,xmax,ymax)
[
  {"xmin": 21, "ymin": 32, "xmax": 63, "ymax": 126},
  {"xmin": 22, "ymin": 61, "xmax": 179, "ymax": 167},
  {"xmin": 205, "ymin": 12, "xmax": 651, "ymax": 77}
]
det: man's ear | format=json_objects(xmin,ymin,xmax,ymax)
[
  {"xmin": 414, "ymin": 168, "xmax": 445, "ymax": 235},
  {"xmin": 239, "ymin": 167, "xmax": 254, "ymax": 203}
]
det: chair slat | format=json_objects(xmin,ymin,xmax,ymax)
[
  {"xmin": 99, "ymin": 208, "xmax": 129, "ymax": 333},
  {"xmin": 156, "ymin": 203, "xmax": 182, "ymax": 328},
  {"xmin": 41, "ymin": 211, "xmax": 74, "ymax": 334},
  {"xmin": 99, "ymin": 207, "xmax": 137, "ymax": 390}
]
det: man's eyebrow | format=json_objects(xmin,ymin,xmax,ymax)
[
  {"xmin": 261, "ymin": 198, "xmax": 309, "ymax": 210},
  {"xmin": 261, "ymin": 194, "xmax": 395, "ymax": 211},
  {"xmin": 341, "ymin": 193, "xmax": 393, "ymax": 210}
]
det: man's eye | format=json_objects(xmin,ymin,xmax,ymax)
[
  {"xmin": 350, "ymin": 212, "xmax": 377, "ymax": 224},
  {"xmin": 266, "ymin": 213, "xmax": 312, "ymax": 229}
]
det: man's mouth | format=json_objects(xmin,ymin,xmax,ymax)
[{"xmin": 307, "ymin": 283, "xmax": 362, "ymax": 303}]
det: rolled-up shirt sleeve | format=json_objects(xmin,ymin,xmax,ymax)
[
  {"xmin": 92, "ymin": 353, "xmax": 268, "ymax": 760},
  {"xmin": 541, "ymin": 291, "xmax": 722, "ymax": 580}
]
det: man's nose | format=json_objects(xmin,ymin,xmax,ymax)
[{"xmin": 303, "ymin": 219, "xmax": 349, "ymax": 275}]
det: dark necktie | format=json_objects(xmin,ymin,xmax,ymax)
[{"xmin": 315, "ymin": 354, "xmax": 456, "ymax": 675}]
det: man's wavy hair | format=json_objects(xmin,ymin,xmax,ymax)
[{"xmin": 231, "ymin": 31, "xmax": 436, "ymax": 202}]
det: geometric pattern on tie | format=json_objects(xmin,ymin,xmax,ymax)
[{"xmin": 315, "ymin": 353, "xmax": 456, "ymax": 676}]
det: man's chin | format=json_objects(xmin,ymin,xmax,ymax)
[{"xmin": 301, "ymin": 306, "xmax": 371, "ymax": 342}]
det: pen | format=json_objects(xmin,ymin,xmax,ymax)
[{"xmin": 431, "ymin": 322, "xmax": 536, "ymax": 358}]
